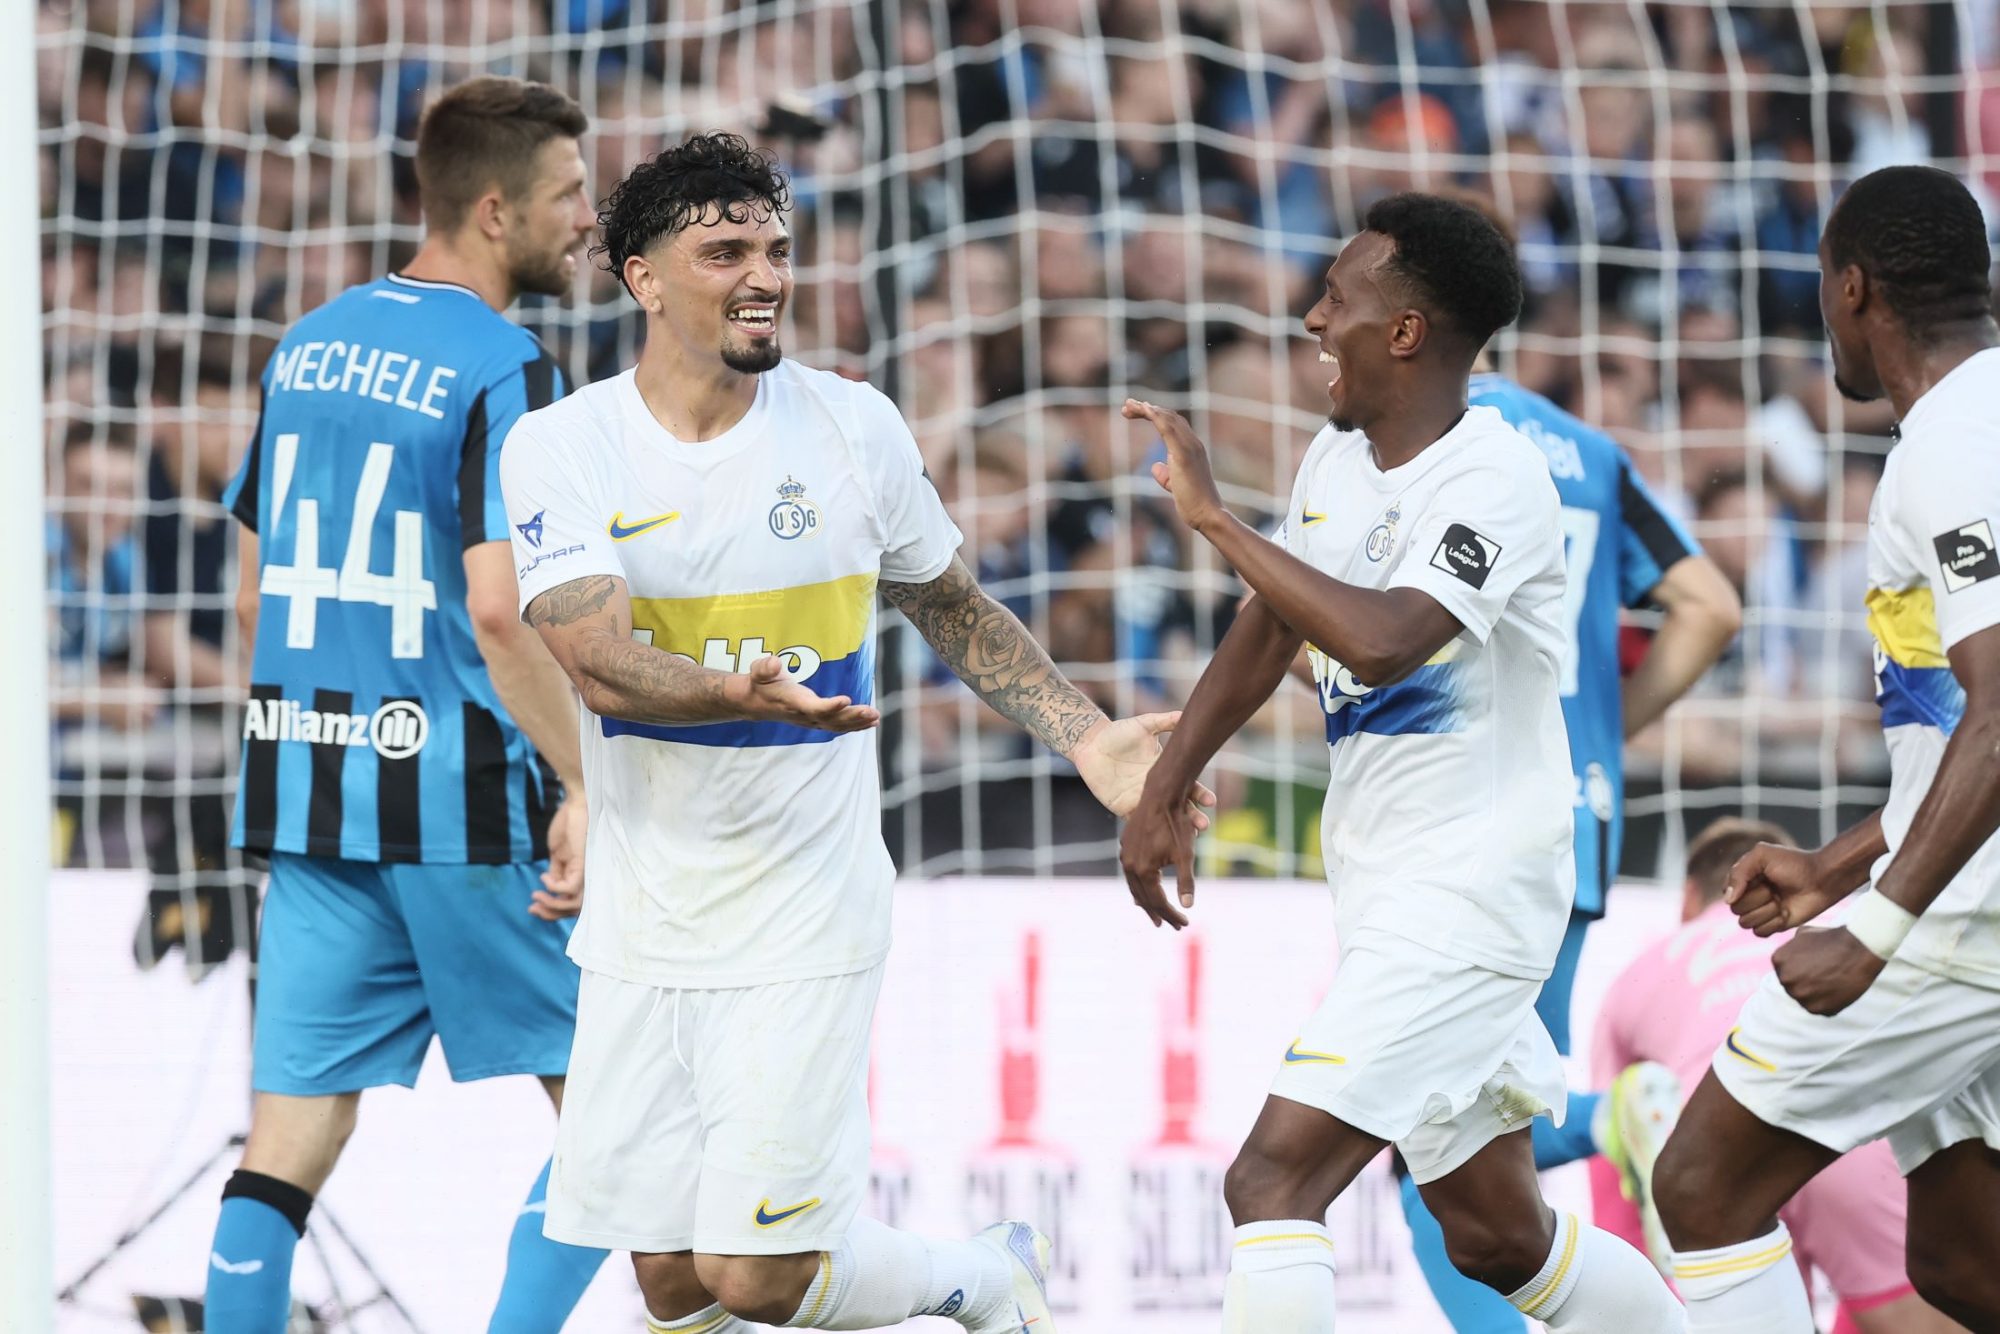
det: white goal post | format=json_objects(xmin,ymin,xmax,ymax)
[{"xmin": 7, "ymin": 0, "xmax": 53, "ymax": 1326}]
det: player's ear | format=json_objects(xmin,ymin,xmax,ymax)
[
  {"xmin": 472, "ymin": 186, "xmax": 508, "ymax": 245},
  {"xmin": 1843, "ymin": 263, "xmax": 1872, "ymax": 318},
  {"xmin": 1388, "ymin": 307, "xmax": 1427, "ymax": 359},
  {"xmin": 624, "ymin": 253, "xmax": 661, "ymax": 315}
]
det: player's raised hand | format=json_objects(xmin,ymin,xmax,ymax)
[
  {"xmin": 531, "ymin": 791, "xmax": 587, "ymax": 920},
  {"xmin": 1070, "ymin": 711, "xmax": 1218, "ymax": 831},
  {"xmin": 1771, "ymin": 926, "xmax": 1886, "ymax": 1015},
  {"xmin": 732, "ymin": 654, "xmax": 881, "ymax": 732},
  {"xmin": 1123, "ymin": 398, "xmax": 1226, "ymax": 533},
  {"xmin": 1725, "ymin": 841, "xmax": 1848, "ymax": 936},
  {"xmin": 1119, "ymin": 791, "xmax": 1198, "ymax": 930}
]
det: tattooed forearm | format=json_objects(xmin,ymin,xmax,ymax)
[
  {"xmin": 884, "ymin": 555, "xmax": 1107, "ymax": 756},
  {"xmin": 566, "ymin": 629, "xmax": 736, "ymax": 724},
  {"xmin": 525, "ymin": 575, "xmax": 619, "ymax": 629},
  {"xmin": 525, "ymin": 574, "xmax": 737, "ymax": 724}
]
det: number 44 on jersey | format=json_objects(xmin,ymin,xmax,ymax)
[{"xmin": 258, "ymin": 435, "xmax": 439, "ymax": 659}]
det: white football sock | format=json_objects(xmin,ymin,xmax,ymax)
[
  {"xmin": 1222, "ymin": 1220, "xmax": 1337, "ymax": 1333},
  {"xmin": 649, "ymin": 1302, "xmax": 751, "ymax": 1332},
  {"xmin": 1673, "ymin": 1223, "xmax": 1813, "ymax": 1333},
  {"xmin": 783, "ymin": 1216, "xmax": 1010, "ymax": 1329},
  {"xmin": 1505, "ymin": 1211, "xmax": 1682, "ymax": 1330}
]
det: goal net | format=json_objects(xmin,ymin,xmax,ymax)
[{"xmin": 40, "ymin": 0, "xmax": 1995, "ymax": 915}]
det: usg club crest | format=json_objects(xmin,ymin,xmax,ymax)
[
  {"xmin": 1365, "ymin": 502, "xmax": 1401, "ymax": 563},
  {"xmin": 768, "ymin": 475, "xmax": 822, "ymax": 540}
]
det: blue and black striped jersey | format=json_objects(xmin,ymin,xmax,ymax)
[
  {"xmin": 1470, "ymin": 374, "xmax": 1700, "ymax": 916},
  {"xmin": 223, "ymin": 273, "xmax": 567, "ymax": 864}
]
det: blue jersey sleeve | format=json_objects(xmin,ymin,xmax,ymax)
[
  {"xmin": 456, "ymin": 345, "xmax": 565, "ymax": 549},
  {"xmin": 1616, "ymin": 453, "xmax": 1698, "ymax": 607}
]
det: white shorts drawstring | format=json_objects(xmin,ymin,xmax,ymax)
[
  {"xmin": 670, "ymin": 988, "xmax": 690, "ymax": 1074},
  {"xmin": 640, "ymin": 986, "xmax": 693, "ymax": 1074}
]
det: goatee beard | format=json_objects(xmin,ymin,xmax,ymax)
[{"xmin": 722, "ymin": 340, "xmax": 782, "ymax": 374}]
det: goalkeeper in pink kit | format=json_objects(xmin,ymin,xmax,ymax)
[{"xmin": 1591, "ymin": 816, "xmax": 1964, "ymax": 1333}]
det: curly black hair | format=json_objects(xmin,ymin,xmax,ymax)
[
  {"xmin": 1362, "ymin": 193, "xmax": 1524, "ymax": 349},
  {"xmin": 1824, "ymin": 165, "xmax": 1991, "ymax": 335},
  {"xmin": 594, "ymin": 132, "xmax": 792, "ymax": 297}
]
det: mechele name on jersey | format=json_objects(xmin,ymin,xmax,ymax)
[{"xmin": 241, "ymin": 695, "xmax": 430, "ymax": 759}]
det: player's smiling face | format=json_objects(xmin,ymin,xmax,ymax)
[
  {"xmin": 504, "ymin": 136, "xmax": 594, "ymax": 299},
  {"xmin": 659, "ymin": 207, "xmax": 793, "ymax": 375},
  {"xmin": 1302, "ymin": 231, "xmax": 1396, "ymax": 433}
]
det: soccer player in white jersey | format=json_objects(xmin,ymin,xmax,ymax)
[
  {"xmin": 1118, "ymin": 194, "xmax": 1681, "ymax": 1333},
  {"xmin": 1652, "ymin": 165, "xmax": 2000, "ymax": 1332},
  {"xmin": 499, "ymin": 134, "xmax": 1207, "ymax": 1334}
]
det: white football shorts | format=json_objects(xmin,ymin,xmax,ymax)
[
  {"xmin": 1269, "ymin": 925, "xmax": 1566, "ymax": 1184},
  {"xmin": 1714, "ymin": 954, "xmax": 2000, "ymax": 1175},
  {"xmin": 544, "ymin": 962, "xmax": 882, "ymax": 1254}
]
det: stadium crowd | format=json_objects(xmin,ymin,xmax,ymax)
[{"xmin": 39, "ymin": 0, "xmax": 2000, "ymax": 893}]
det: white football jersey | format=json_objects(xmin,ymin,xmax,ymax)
[
  {"xmin": 1284, "ymin": 406, "xmax": 1575, "ymax": 979},
  {"xmin": 1860, "ymin": 346, "xmax": 2000, "ymax": 988},
  {"xmin": 501, "ymin": 361, "xmax": 961, "ymax": 988}
]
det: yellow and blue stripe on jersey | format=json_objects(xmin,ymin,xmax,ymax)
[
  {"xmin": 1310, "ymin": 645, "xmax": 1465, "ymax": 744},
  {"xmin": 606, "ymin": 572, "xmax": 878, "ymax": 747},
  {"xmin": 1867, "ymin": 585, "xmax": 1965, "ymax": 732}
]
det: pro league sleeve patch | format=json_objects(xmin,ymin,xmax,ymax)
[
  {"xmin": 1933, "ymin": 519, "xmax": 2000, "ymax": 593},
  {"xmin": 1430, "ymin": 523, "xmax": 1501, "ymax": 590}
]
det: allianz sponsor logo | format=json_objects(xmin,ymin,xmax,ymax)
[{"xmin": 242, "ymin": 697, "xmax": 429, "ymax": 759}]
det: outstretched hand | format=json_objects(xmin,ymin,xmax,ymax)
[
  {"xmin": 1123, "ymin": 399, "xmax": 1227, "ymax": 534},
  {"xmin": 1070, "ymin": 711, "xmax": 1218, "ymax": 829},
  {"xmin": 732, "ymin": 655, "xmax": 880, "ymax": 733}
]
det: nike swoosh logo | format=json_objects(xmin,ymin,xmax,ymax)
[
  {"xmin": 753, "ymin": 1196, "xmax": 822, "ymax": 1227},
  {"xmin": 607, "ymin": 510, "xmax": 682, "ymax": 541},
  {"xmin": 210, "ymin": 1252, "xmax": 265, "ymax": 1275},
  {"xmin": 1300, "ymin": 511, "xmax": 1326, "ymax": 528},
  {"xmin": 1723, "ymin": 1028, "xmax": 1777, "ymax": 1073},
  {"xmin": 1283, "ymin": 1040, "xmax": 1345, "ymax": 1065}
]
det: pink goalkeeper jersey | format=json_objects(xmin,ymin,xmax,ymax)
[
  {"xmin": 1592, "ymin": 901, "xmax": 1915, "ymax": 1307},
  {"xmin": 1592, "ymin": 901, "xmax": 1777, "ymax": 1095}
]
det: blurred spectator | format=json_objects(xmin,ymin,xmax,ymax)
[
  {"xmin": 139, "ymin": 341, "xmax": 243, "ymax": 697},
  {"xmin": 1692, "ymin": 468, "xmax": 1804, "ymax": 703},
  {"xmin": 1622, "ymin": 113, "xmax": 1744, "ymax": 326},
  {"xmin": 134, "ymin": 337, "xmax": 256, "ymax": 980},
  {"xmin": 1350, "ymin": 93, "xmax": 1460, "ymax": 209},
  {"xmin": 48, "ymin": 425, "xmax": 150, "ymax": 732}
]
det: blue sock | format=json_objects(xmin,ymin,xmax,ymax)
[
  {"xmin": 205, "ymin": 1177, "xmax": 307, "ymax": 1333},
  {"xmin": 487, "ymin": 1158, "xmax": 610, "ymax": 1334},
  {"xmin": 1398, "ymin": 1172, "xmax": 1526, "ymax": 1333},
  {"xmin": 1531, "ymin": 1090, "xmax": 1602, "ymax": 1171}
]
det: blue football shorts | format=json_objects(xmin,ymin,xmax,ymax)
[{"xmin": 252, "ymin": 852, "xmax": 580, "ymax": 1095}]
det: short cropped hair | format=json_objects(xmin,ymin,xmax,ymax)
[
  {"xmin": 1823, "ymin": 165, "xmax": 1993, "ymax": 335},
  {"xmin": 1364, "ymin": 192, "xmax": 1525, "ymax": 347},
  {"xmin": 594, "ymin": 132, "xmax": 791, "ymax": 296},
  {"xmin": 414, "ymin": 77, "xmax": 589, "ymax": 231},
  {"xmin": 1685, "ymin": 817, "xmax": 1796, "ymax": 905}
]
